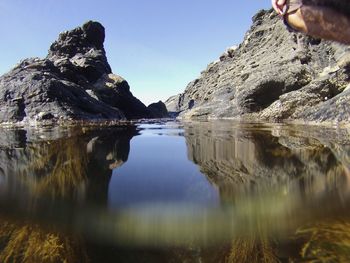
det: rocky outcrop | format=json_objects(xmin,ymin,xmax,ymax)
[
  {"xmin": 166, "ymin": 9, "xmax": 350, "ymax": 124},
  {"xmin": 92, "ymin": 74, "xmax": 152, "ymax": 119},
  {"xmin": 0, "ymin": 21, "xmax": 152, "ymax": 125},
  {"xmin": 147, "ymin": 101, "xmax": 169, "ymax": 118}
]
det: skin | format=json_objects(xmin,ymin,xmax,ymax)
[
  {"xmin": 272, "ymin": 0, "xmax": 287, "ymax": 15},
  {"xmin": 271, "ymin": 0, "xmax": 350, "ymax": 44}
]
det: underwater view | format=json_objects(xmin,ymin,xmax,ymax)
[{"xmin": 0, "ymin": 121, "xmax": 350, "ymax": 262}]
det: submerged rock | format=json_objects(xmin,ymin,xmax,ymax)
[
  {"xmin": 166, "ymin": 9, "xmax": 350, "ymax": 124},
  {"xmin": 0, "ymin": 21, "xmax": 152, "ymax": 125}
]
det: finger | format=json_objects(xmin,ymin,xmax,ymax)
[
  {"xmin": 277, "ymin": 0, "xmax": 286, "ymax": 6},
  {"xmin": 277, "ymin": 0, "xmax": 287, "ymax": 14},
  {"xmin": 271, "ymin": 0, "xmax": 279, "ymax": 13},
  {"xmin": 271, "ymin": 0, "xmax": 286, "ymax": 15}
]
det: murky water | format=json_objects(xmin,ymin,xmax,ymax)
[{"xmin": 1, "ymin": 120, "xmax": 350, "ymax": 262}]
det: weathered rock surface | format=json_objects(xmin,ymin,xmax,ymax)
[
  {"xmin": 147, "ymin": 101, "xmax": 169, "ymax": 118},
  {"xmin": 166, "ymin": 9, "xmax": 350, "ymax": 124},
  {"xmin": 0, "ymin": 21, "xmax": 152, "ymax": 125}
]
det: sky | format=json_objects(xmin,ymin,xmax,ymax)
[{"xmin": 0, "ymin": 0, "xmax": 271, "ymax": 105}]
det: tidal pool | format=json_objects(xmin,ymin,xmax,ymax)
[{"xmin": 0, "ymin": 120, "xmax": 350, "ymax": 262}]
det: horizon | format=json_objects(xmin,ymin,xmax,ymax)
[{"xmin": 0, "ymin": 1, "xmax": 271, "ymax": 105}]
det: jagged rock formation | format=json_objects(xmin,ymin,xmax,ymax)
[
  {"xmin": 147, "ymin": 101, "xmax": 169, "ymax": 118},
  {"xmin": 0, "ymin": 21, "xmax": 152, "ymax": 125},
  {"xmin": 166, "ymin": 9, "xmax": 350, "ymax": 124}
]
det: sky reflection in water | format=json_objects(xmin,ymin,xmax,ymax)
[{"xmin": 108, "ymin": 134, "xmax": 219, "ymax": 208}]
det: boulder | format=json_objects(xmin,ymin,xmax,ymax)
[
  {"xmin": 147, "ymin": 101, "xmax": 169, "ymax": 118},
  {"xmin": 92, "ymin": 74, "xmax": 152, "ymax": 119}
]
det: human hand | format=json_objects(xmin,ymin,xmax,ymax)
[{"xmin": 271, "ymin": 0, "xmax": 286, "ymax": 15}]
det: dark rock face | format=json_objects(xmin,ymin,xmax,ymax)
[
  {"xmin": 47, "ymin": 21, "xmax": 112, "ymax": 83},
  {"xmin": 147, "ymin": 101, "xmax": 169, "ymax": 118},
  {"xmin": 91, "ymin": 74, "xmax": 152, "ymax": 119},
  {"xmin": 166, "ymin": 10, "xmax": 350, "ymax": 124},
  {"xmin": 0, "ymin": 21, "xmax": 151, "ymax": 125}
]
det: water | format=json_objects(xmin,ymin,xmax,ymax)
[{"xmin": 1, "ymin": 120, "xmax": 350, "ymax": 262}]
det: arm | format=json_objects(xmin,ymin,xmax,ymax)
[
  {"xmin": 271, "ymin": 0, "xmax": 350, "ymax": 44},
  {"xmin": 288, "ymin": 6, "xmax": 350, "ymax": 44},
  {"xmin": 272, "ymin": 0, "xmax": 286, "ymax": 15}
]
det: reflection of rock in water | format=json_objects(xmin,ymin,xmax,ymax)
[
  {"xmin": 0, "ymin": 126, "xmax": 138, "ymax": 263},
  {"xmin": 0, "ymin": 125, "xmax": 137, "ymax": 204},
  {"xmin": 184, "ymin": 122, "xmax": 348, "ymax": 203},
  {"xmin": 86, "ymin": 126, "xmax": 137, "ymax": 204},
  {"xmin": 1, "ymin": 122, "xmax": 350, "ymax": 262},
  {"xmin": 179, "ymin": 122, "xmax": 350, "ymax": 262}
]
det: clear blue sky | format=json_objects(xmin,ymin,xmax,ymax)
[{"xmin": 0, "ymin": 0, "xmax": 271, "ymax": 105}]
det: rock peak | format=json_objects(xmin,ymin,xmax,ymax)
[
  {"xmin": 0, "ymin": 21, "xmax": 156, "ymax": 124},
  {"xmin": 48, "ymin": 20, "xmax": 106, "ymax": 58},
  {"xmin": 81, "ymin": 21, "xmax": 105, "ymax": 49}
]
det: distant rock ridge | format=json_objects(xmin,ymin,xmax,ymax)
[
  {"xmin": 0, "ymin": 21, "xmax": 157, "ymax": 125},
  {"xmin": 166, "ymin": 9, "xmax": 350, "ymax": 125}
]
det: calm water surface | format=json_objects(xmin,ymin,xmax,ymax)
[{"xmin": 0, "ymin": 120, "xmax": 350, "ymax": 262}]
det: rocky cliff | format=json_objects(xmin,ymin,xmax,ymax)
[
  {"xmin": 0, "ymin": 21, "xmax": 153, "ymax": 125},
  {"xmin": 166, "ymin": 9, "xmax": 350, "ymax": 124}
]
